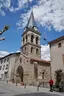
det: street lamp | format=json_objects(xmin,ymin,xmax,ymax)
[{"xmin": 0, "ymin": 25, "xmax": 10, "ymax": 41}]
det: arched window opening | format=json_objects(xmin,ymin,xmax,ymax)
[
  {"xmin": 58, "ymin": 42, "xmax": 62, "ymax": 48},
  {"xmin": 31, "ymin": 35, "xmax": 34, "ymax": 43},
  {"xmin": 36, "ymin": 37, "xmax": 38, "ymax": 44},
  {"xmin": 34, "ymin": 63, "xmax": 38, "ymax": 79},
  {"xmin": 31, "ymin": 47, "xmax": 33, "ymax": 53},
  {"xmin": 36, "ymin": 49, "xmax": 39, "ymax": 54},
  {"xmin": 26, "ymin": 35, "xmax": 28, "ymax": 42},
  {"xmin": 42, "ymin": 72, "xmax": 45, "ymax": 79},
  {"xmin": 23, "ymin": 37, "xmax": 25, "ymax": 44},
  {"xmin": 25, "ymin": 47, "xmax": 26, "ymax": 51}
]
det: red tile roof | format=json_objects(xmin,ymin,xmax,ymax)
[
  {"xmin": 30, "ymin": 58, "xmax": 50, "ymax": 64},
  {"xmin": 48, "ymin": 36, "xmax": 64, "ymax": 45}
]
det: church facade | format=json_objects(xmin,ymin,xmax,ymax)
[{"xmin": 0, "ymin": 11, "xmax": 50, "ymax": 86}]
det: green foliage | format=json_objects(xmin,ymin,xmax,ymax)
[
  {"xmin": 55, "ymin": 69, "xmax": 63, "ymax": 88},
  {"xmin": 3, "ymin": 25, "xmax": 10, "ymax": 32},
  {"xmin": 0, "ymin": 25, "xmax": 10, "ymax": 35}
]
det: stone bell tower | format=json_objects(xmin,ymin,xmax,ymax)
[{"xmin": 21, "ymin": 11, "xmax": 41, "ymax": 59}]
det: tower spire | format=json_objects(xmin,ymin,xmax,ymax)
[{"xmin": 27, "ymin": 10, "xmax": 36, "ymax": 28}]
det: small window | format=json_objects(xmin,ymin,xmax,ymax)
[
  {"xmin": 36, "ymin": 37, "xmax": 39, "ymax": 44},
  {"xmin": 31, "ymin": 35, "xmax": 34, "ymax": 43},
  {"xmin": 31, "ymin": 47, "xmax": 33, "ymax": 53},
  {"xmin": 26, "ymin": 35, "xmax": 28, "ymax": 42},
  {"xmin": 36, "ymin": 49, "xmax": 39, "ymax": 54},
  {"xmin": 1, "ymin": 60, "xmax": 3, "ymax": 64},
  {"xmin": 0, "ymin": 66, "xmax": 2, "ymax": 70},
  {"xmin": 20, "ymin": 58, "xmax": 22, "ymax": 63},
  {"xmin": 23, "ymin": 37, "xmax": 25, "ymax": 44},
  {"xmin": 4, "ymin": 58, "xmax": 6, "ymax": 63},
  {"xmin": 25, "ymin": 47, "xmax": 26, "ymax": 51},
  {"xmin": 58, "ymin": 43, "xmax": 61, "ymax": 48},
  {"xmin": 3, "ymin": 65, "xmax": 5, "ymax": 70},
  {"xmin": 6, "ymin": 64, "xmax": 8, "ymax": 69},
  {"xmin": 7, "ymin": 57, "xmax": 9, "ymax": 62},
  {"xmin": 42, "ymin": 72, "xmax": 44, "ymax": 79}
]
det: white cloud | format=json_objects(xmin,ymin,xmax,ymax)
[
  {"xmin": 16, "ymin": 10, "xmax": 31, "ymax": 29},
  {"xmin": 17, "ymin": 0, "xmax": 64, "ymax": 32},
  {"xmin": 0, "ymin": 9, "xmax": 5, "ymax": 16},
  {"xmin": 0, "ymin": 0, "xmax": 64, "ymax": 31},
  {"xmin": 41, "ymin": 45, "xmax": 50, "ymax": 61},
  {"xmin": 9, "ymin": 7, "xmax": 19, "ymax": 12},
  {"xmin": 0, "ymin": 0, "xmax": 11, "ymax": 16},
  {"xmin": 0, "ymin": 51, "xmax": 9, "ymax": 57},
  {"xmin": 16, "ymin": 50, "xmax": 20, "ymax": 53},
  {"xmin": 0, "ymin": 0, "xmax": 33, "ymax": 15},
  {"xmin": 18, "ymin": 0, "xmax": 33, "ymax": 9}
]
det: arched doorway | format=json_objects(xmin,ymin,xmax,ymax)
[{"xmin": 16, "ymin": 66, "xmax": 24, "ymax": 82}]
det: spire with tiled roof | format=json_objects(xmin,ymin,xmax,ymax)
[{"xmin": 27, "ymin": 11, "xmax": 36, "ymax": 28}]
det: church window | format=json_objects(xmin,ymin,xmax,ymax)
[
  {"xmin": 23, "ymin": 37, "xmax": 25, "ymax": 44},
  {"xmin": 31, "ymin": 35, "xmax": 34, "ymax": 43},
  {"xmin": 58, "ymin": 42, "xmax": 62, "ymax": 48},
  {"xmin": 31, "ymin": 47, "xmax": 33, "ymax": 53},
  {"xmin": 6, "ymin": 64, "xmax": 8, "ymax": 69},
  {"xmin": 25, "ymin": 47, "xmax": 26, "ymax": 51},
  {"xmin": 3, "ymin": 65, "xmax": 5, "ymax": 70},
  {"xmin": 7, "ymin": 57, "xmax": 9, "ymax": 62},
  {"xmin": 36, "ymin": 49, "xmax": 39, "ymax": 54},
  {"xmin": 42, "ymin": 72, "xmax": 45, "ymax": 79},
  {"xmin": 0, "ymin": 66, "xmax": 2, "ymax": 70},
  {"xmin": 36, "ymin": 37, "xmax": 38, "ymax": 44},
  {"xmin": 4, "ymin": 58, "xmax": 6, "ymax": 63},
  {"xmin": 1, "ymin": 60, "xmax": 3, "ymax": 64},
  {"xmin": 26, "ymin": 35, "xmax": 28, "ymax": 42},
  {"xmin": 20, "ymin": 58, "xmax": 22, "ymax": 63},
  {"xmin": 34, "ymin": 63, "xmax": 38, "ymax": 79}
]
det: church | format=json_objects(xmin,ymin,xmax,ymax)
[{"xmin": 0, "ymin": 11, "xmax": 50, "ymax": 86}]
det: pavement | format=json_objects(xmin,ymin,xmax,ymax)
[{"xmin": 0, "ymin": 81, "xmax": 64, "ymax": 96}]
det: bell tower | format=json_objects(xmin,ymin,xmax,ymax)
[{"xmin": 21, "ymin": 11, "xmax": 41, "ymax": 59}]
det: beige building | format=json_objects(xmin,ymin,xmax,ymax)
[
  {"xmin": 0, "ymin": 11, "xmax": 50, "ymax": 86},
  {"xmin": 0, "ymin": 52, "xmax": 20, "ymax": 81},
  {"xmin": 49, "ymin": 36, "xmax": 64, "ymax": 82}
]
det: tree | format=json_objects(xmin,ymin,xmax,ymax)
[
  {"xmin": 0, "ymin": 25, "xmax": 10, "ymax": 41},
  {"xmin": 55, "ymin": 69, "xmax": 63, "ymax": 88}
]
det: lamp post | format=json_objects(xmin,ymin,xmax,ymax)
[{"xmin": 0, "ymin": 25, "xmax": 10, "ymax": 41}]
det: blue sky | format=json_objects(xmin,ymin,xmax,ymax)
[{"xmin": 0, "ymin": 0, "xmax": 64, "ymax": 59}]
